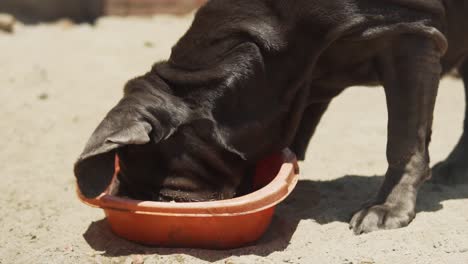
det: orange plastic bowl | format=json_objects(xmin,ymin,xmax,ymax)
[{"xmin": 77, "ymin": 149, "xmax": 299, "ymax": 249}]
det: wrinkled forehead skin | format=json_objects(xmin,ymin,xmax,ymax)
[{"xmin": 155, "ymin": 0, "xmax": 315, "ymax": 158}]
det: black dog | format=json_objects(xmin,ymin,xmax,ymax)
[{"xmin": 75, "ymin": 0, "xmax": 468, "ymax": 234}]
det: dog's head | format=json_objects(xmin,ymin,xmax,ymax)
[
  {"xmin": 74, "ymin": 73, "xmax": 254, "ymax": 202},
  {"xmin": 74, "ymin": 1, "xmax": 306, "ymax": 202}
]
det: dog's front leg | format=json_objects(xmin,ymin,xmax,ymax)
[
  {"xmin": 350, "ymin": 35, "xmax": 442, "ymax": 234},
  {"xmin": 290, "ymin": 102, "xmax": 331, "ymax": 160}
]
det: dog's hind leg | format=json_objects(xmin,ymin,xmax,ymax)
[{"xmin": 432, "ymin": 60, "xmax": 468, "ymax": 184}]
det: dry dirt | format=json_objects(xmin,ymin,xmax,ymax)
[{"xmin": 1, "ymin": 14, "xmax": 467, "ymax": 264}]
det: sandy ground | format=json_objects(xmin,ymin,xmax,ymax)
[{"xmin": 1, "ymin": 14, "xmax": 468, "ymax": 264}]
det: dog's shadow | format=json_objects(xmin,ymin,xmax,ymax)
[{"xmin": 83, "ymin": 175, "xmax": 468, "ymax": 262}]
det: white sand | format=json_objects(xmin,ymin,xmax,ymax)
[{"xmin": 1, "ymin": 14, "xmax": 467, "ymax": 264}]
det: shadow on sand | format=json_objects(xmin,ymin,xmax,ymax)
[{"xmin": 83, "ymin": 175, "xmax": 468, "ymax": 262}]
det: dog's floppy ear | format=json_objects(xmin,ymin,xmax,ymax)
[
  {"xmin": 74, "ymin": 111, "xmax": 152, "ymax": 198},
  {"xmin": 74, "ymin": 75, "xmax": 191, "ymax": 198}
]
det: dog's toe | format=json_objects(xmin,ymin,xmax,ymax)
[{"xmin": 350, "ymin": 204, "xmax": 415, "ymax": 235}]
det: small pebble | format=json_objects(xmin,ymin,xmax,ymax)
[
  {"xmin": 55, "ymin": 18, "xmax": 74, "ymax": 29},
  {"xmin": 38, "ymin": 93, "xmax": 49, "ymax": 100},
  {"xmin": 64, "ymin": 245, "xmax": 73, "ymax": 252},
  {"xmin": 144, "ymin": 41, "xmax": 154, "ymax": 48},
  {"xmin": 0, "ymin": 13, "xmax": 15, "ymax": 33},
  {"xmin": 132, "ymin": 255, "xmax": 144, "ymax": 264}
]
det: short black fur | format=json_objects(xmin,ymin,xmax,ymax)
[{"xmin": 75, "ymin": 0, "xmax": 468, "ymax": 234}]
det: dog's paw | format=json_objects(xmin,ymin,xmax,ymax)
[
  {"xmin": 349, "ymin": 203, "xmax": 415, "ymax": 235},
  {"xmin": 431, "ymin": 161, "xmax": 468, "ymax": 185}
]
